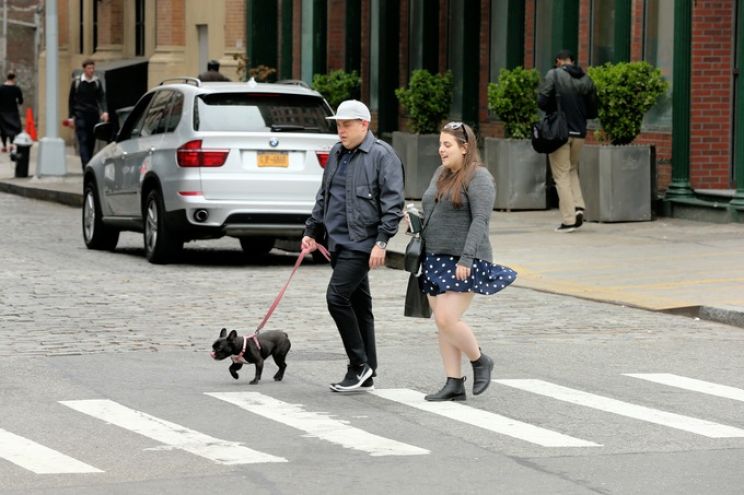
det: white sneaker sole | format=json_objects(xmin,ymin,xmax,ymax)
[{"xmin": 331, "ymin": 366, "xmax": 374, "ymax": 391}]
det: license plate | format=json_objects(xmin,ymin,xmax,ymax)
[{"xmin": 257, "ymin": 152, "xmax": 289, "ymax": 168}]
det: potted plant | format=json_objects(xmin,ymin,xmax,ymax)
[
  {"xmin": 312, "ymin": 70, "xmax": 361, "ymax": 109},
  {"xmin": 485, "ymin": 66, "xmax": 545, "ymax": 210},
  {"xmin": 393, "ymin": 69, "xmax": 453, "ymax": 199},
  {"xmin": 582, "ymin": 61, "xmax": 668, "ymax": 222}
]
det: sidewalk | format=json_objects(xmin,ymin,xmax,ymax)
[{"xmin": 3, "ymin": 143, "xmax": 744, "ymax": 328}]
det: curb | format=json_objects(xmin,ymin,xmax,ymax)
[
  {"xmin": 387, "ymin": 251, "xmax": 744, "ymax": 330},
  {"xmin": 0, "ymin": 181, "xmax": 83, "ymax": 207}
]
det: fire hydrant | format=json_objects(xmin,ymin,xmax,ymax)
[{"xmin": 10, "ymin": 132, "xmax": 33, "ymax": 178}]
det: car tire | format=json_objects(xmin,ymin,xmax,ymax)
[
  {"xmin": 82, "ymin": 182, "xmax": 119, "ymax": 251},
  {"xmin": 239, "ymin": 237, "xmax": 274, "ymax": 257},
  {"xmin": 144, "ymin": 189, "xmax": 183, "ymax": 264}
]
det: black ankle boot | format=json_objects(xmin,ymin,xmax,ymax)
[
  {"xmin": 424, "ymin": 377, "xmax": 466, "ymax": 401},
  {"xmin": 471, "ymin": 352, "xmax": 494, "ymax": 395}
]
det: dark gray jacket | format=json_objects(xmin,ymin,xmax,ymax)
[
  {"xmin": 304, "ymin": 131, "xmax": 405, "ymax": 246},
  {"xmin": 421, "ymin": 166, "xmax": 495, "ymax": 267},
  {"xmin": 538, "ymin": 64, "xmax": 596, "ymax": 138}
]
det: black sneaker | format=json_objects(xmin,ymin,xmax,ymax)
[
  {"xmin": 358, "ymin": 377, "xmax": 374, "ymax": 391},
  {"xmin": 555, "ymin": 223, "xmax": 576, "ymax": 233},
  {"xmin": 575, "ymin": 208, "xmax": 584, "ymax": 228},
  {"xmin": 329, "ymin": 363, "xmax": 373, "ymax": 392}
]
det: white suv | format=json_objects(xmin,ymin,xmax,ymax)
[{"xmin": 82, "ymin": 78, "xmax": 338, "ymax": 263}]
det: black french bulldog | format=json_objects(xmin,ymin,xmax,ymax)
[{"xmin": 210, "ymin": 328, "xmax": 291, "ymax": 384}]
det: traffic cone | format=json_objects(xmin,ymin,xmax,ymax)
[{"xmin": 25, "ymin": 107, "xmax": 37, "ymax": 141}]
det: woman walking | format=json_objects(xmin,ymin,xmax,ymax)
[{"xmin": 417, "ymin": 122, "xmax": 516, "ymax": 401}]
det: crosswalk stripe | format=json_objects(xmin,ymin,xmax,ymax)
[
  {"xmin": 207, "ymin": 391, "xmax": 430, "ymax": 456},
  {"xmin": 625, "ymin": 373, "xmax": 744, "ymax": 402},
  {"xmin": 370, "ymin": 389, "xmax": 600, "ymax": 447},
  {"xmin": 0, "ymin": 428, "xmax": 102, "ymax": 474},
  {"xmin": 495, "ymin": 379, "xmax": 744, "ymax": 438},
  {"xmin": 60, "ymin": 399, "xmax": 287, "ymax": 465}
]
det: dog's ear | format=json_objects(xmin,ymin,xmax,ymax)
[
  {"xmin": 219, "ymin": 328, "xmax": 227, "ymax": 338},
  {"xmin": 228, "ymin": 330, "xmax": 238, "ymax": 339}
]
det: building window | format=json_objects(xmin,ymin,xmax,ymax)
[
  {"xmin": 93, "ymin": 0, "xmax": 98, "ymax": 52},
  {"xmin": 590, "ymin": 0, "xmax": 630, "ymax": 65},
  {"xmin": 135, "ymin": 0, "xmax": 145, "ymax": 56},
  {"xmin": 534, "ymin": 0, "xmax": 579, "ymax": 76},
  {"xmin": 409, "ymin": 0, "xmax": 438, "ymax": 73},
  {"xmin": 490, "ymin": 0, "xmax": 509, "ymax": 80},
  {"xmin": 643, "ymin": 0, "xmax": 673, "ymax": 129},
  {"xmin": 79, "ymin": 0, "xmax": 84, "ymax": 53},
  {"xmin": 534, "ymin": 0, "xmax": 555, "ymax": 76},
  {"xmin": 591, "ymin": 0, "xmax": 615, "ymax": 64},
  {"xmin": 490, "ymin": 0, "xmax": 525, "ymax": 82}
]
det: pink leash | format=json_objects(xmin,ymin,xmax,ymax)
[{"xmin": 233, "ymin": 245, "xmax": 332, "ymax": 362}]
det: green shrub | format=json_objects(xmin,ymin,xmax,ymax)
[
  {"xmin": 395, "ymin": 70, "xmax": 453, "ymax": 134},
  {"xmin": 311, "ymin": 70, "xmax": 361, "ymax": 109},
  {"xmin": 587, "ymin": 61, "xmax": 668, "ymax": 145},
  {"xmin": 487, "ymin": 66, "xmax": 540, "ymax": 139}
]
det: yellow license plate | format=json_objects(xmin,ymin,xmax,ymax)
[{"xmin": 257, "ymin": 152, "xmax": 289, "ymax": 168}]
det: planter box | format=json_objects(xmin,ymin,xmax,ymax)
[
  {"xmin": 579, "ymin": 144, "xmax": 654, "ymax": 222},
  {"xmin": 392, "ymin": 131, "xmax": 440, "ymax": 199},
  {"xmin": 484, "ymin": 137, "xmax": 546, "ymax": 210}
]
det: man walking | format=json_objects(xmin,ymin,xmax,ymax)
[
  {"xmin": 538, "ymin": 49, "xmax": 597, "ymax": 232},
  {"xmin": 302, "ymin": 100, "xmax": 405, "ymax": 392},
  {"xmin": 67, "ymin": 59, "xmax": 108, "ymax": 169}
]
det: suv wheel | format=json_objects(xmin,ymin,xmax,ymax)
[
  {"xmin": 82, "ymin": 183, "xmax": 119, "ymax": 250},
  {"xmin": 144, "ymin": 189, "xmax": 183, "ymax": 264},
  {"xmin": 239, "ymin": 237, "xmax": 274, "ymax": 257}
]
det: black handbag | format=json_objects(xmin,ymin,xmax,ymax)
[
  {"xmin": 404, "ymin": 235, "xmax": 424, "ymax": 274},
  {"xmin": 532, "ymin": 70, "xmax": 569, "ymax": 154},
  {"xmin": 404, "ymin": 273, "xmax": 431, "ymax": 318}
]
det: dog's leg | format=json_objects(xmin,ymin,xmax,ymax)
[
  {"xmin": 229, "ymin": 362, "xmax": 243, "ymax": 380},
  {"xmin": 273, "ymin": 340, "xmax": 291, "ymax": 381},
  {"xmin": 250, "ymin": 358, "xmax": 264, "ymax": 384}
]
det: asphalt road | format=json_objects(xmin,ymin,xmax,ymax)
[{"xmin": 2, "ymin": 193, "xmax": 744, "ymax": 494}]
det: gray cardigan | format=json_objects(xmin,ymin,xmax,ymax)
[{"xmin": 421, "ymin": 165, "xmax": 495, "ymax": 267}]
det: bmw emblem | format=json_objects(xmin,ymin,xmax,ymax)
[{"xmin": 269, "ymin": 138, "xmax": 279, "ymax": 148}]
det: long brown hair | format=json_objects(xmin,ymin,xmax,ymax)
[{"xmin": 436, "ymin": 122, "xmax": 482, "ymax": 208}]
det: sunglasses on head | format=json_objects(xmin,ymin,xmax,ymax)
[{"xmin": 444, "ymin": 121, "xmax": 468, "ymax": 142}]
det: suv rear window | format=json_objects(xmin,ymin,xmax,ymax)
[{"xmin": 194, "ymin": 93, "xmax": 336, "ymax": 133}]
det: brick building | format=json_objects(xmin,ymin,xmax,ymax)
[{"xmin": 39, "ymin": 0, "xmax": 744, "ymax": 220}]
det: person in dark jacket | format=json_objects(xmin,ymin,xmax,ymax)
[
  {"xmin": 0, "ymin": 72, "xmax": 23, "ymax": 152},
  {"xmin": 538, "ymin": 49, "xmax": 597, "ymax": 232},
  {"xmin": 198, "ymin": 59, "xmax": 231, "ymax": 82},
  {"xmin": 302, "ymin": 99, "xmax": 405, "ymax": 393},
  {"xmin": 66, "ymin": 59, "xmax": 108, "ymax": 168}
]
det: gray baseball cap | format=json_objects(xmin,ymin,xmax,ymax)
[{"xmin": 326, "ymin": 99, "xmax": 371, "ymax": 121}]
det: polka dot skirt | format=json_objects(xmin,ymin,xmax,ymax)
[{"xmin": 420, "ymin": 253, "xmax": 517, "ymax": 296}]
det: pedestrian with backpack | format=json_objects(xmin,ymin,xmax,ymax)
[
  {"xmin": 66, "ymin": 59, "xmax": 108, "ymax": 169},
  {"xmin": 538, "ymin": 49, "xmax": 597, "ymax": 233}
]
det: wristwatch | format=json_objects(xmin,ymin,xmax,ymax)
[{"xmin": 375, "ymin": 240, "xmax": 387, "ymax": 250}]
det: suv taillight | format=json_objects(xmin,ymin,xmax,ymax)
[
  {"xmin": 315, "ymin": 151, "xmax": 330, "ymax": 168},
  {"xmin": 177, "ymin": 140, "xmax": 229, "ymax": 167}
]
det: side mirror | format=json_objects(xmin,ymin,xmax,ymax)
[{"xmin": 94, "ymin": 122, "xmax": 114, "ymax": 143}]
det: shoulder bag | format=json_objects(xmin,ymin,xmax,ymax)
[{"xmin": 531, "ymin": 69, "xmax": 569, "ymax": 154}]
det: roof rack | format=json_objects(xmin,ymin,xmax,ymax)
[
  {"xmin": 159, "ymin": 77, "xmax": 201, "ymax": 87},
  {"xmin": 275, "ymin": 79, "xmax": 311, "ymax": 89}
]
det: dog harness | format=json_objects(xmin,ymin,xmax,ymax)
[{"xmin": 231, "ymin": 334, "xmax": 261, "ymax": 364}]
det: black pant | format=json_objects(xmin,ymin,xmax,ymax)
[
  {"xmin": 75, "ymin": 112, "xmax": 99, "ymax": 167},
  {"xmin": 327, "ymin": 248, "xmax": 376, "ymax": 370}
]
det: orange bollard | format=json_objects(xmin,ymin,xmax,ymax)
[{"xmin": 25, "ymin": 107, "xmax": 38, "ymax": 141}]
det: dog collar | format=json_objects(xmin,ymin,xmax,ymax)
[{"xmin": 230, "ymin": 334, "xmax": 261, "ymax": 364}]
